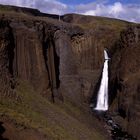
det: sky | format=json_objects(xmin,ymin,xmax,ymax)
[{"xmin": 0, "ymin": 0, "xmax": 140, "ymax": 23}]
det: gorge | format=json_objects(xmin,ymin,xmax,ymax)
[{"xmin": 0, "ymin": 4, "xmax": 140, "ymax": 140}]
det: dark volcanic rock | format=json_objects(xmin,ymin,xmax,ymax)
[
  {"xmin": 0, "ymin": 5, "xmax": 140, "ymax": 139},
  {"xmin": 0, "ymin": 19, "xmax": 16, "ymax": 98},
  {"xmin": 109, "ymin": 25, "xmax": 140, "ymax": 139},
  {"xmin": 11, "ymin": 22, "xmax": 51, "ymax": 94}
]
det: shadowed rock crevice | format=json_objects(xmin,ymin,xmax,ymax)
[
  {"xmin": 109, "ymin": 77, "xmax": 120, "ymax": 105},
  {"xmin": 42, "ymin": 37, "xmax": 60, "ymax": 101},
  {"xmin": 7, "ymin": 27, "xmax": 15, "ymax": 76},
  {"xmin": 0, "ymin": 122, "xmax": 8, "ymax": 140},
  {"xmin": 90, "ymin": 72, "xmax": 102, "ymax": 107}
]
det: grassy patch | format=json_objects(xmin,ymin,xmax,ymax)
[{"xmin": 0, "ymin": 81, "xmax": 105, "ymax": 140}]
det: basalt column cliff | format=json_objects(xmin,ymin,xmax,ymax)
[{"xmin": 0, "ymin": 5, "xmax": 140, "ymax": 140}]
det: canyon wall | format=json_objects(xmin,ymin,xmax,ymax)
[
  {"xmin": 0, "ymin": 10, "xmax": 140, "ymax": 138},
  {"xmin": 109, "ymin": 25, "xmax": 140, "ymax": 138}
]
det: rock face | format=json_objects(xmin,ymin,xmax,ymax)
[
  {"xmin": 0, "ymin": 6, "xmax": 140, "ymax": 139},
  {"xmin": 109, "ymin": 25, "xmax": 140, "ymax": 138},
  {"xmin": 0, "ymin": 18, "xmax": 51, "ymax": 98},
  {"xmin": 0, "ymin": 19, "xmax": 16, "ymax": 98}
]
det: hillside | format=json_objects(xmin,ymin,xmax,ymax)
[{"xmin": 0, "ymin": 4, "xmax": 139, "ymax": 140}]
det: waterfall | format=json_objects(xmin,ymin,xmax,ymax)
[{"xmin": 94, "ymin": 50, "xmax": 110, "ymax": 111}]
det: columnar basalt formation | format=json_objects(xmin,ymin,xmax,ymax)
[
  {"xmin": 0, "ymin": 20, "xmax": 16, "ymax": 98},
  {"xmin": 0, "ymin": 6, "xmax": 140, "ymax": 139}
]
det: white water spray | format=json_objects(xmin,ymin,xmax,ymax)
[{"xmin": 94, "ymin": 50, "xmax": 110, "ymax": 111}]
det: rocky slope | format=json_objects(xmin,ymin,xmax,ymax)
[{"xmin": 0, "ymin": 5, "xmax": 139, "ymax": 140}]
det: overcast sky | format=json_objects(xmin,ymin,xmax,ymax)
[{"xmin": 0, "ymin": 0, "xmax": 140, "ymax": 23}]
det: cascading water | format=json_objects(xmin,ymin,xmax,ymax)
[{"xmin": 94, "ymin": 50, "xmax": 110, "ymax": 111}]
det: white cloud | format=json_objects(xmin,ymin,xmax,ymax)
[
  {"xmin": 109, "ymin": 2, "xmax": 124, "ymax": 17},
  {"xmin": 76, "ymin": 2, "xmax": 140, "ymax": 23},
  {"xmin": 84, "ymin": 10, "xmax": 96, "ymax": 16},
  {"xmin": 0, "ymin": 0, "xmax": 35, "ymax": 7},
  {"xmin": 34, "ymin": 0, "xmax": 67, "ymax": 14},
  {"xmin": 0, "ymin": 0, "xmax": 139, "ymax": 22},
  {"xmin": 0, "ymin": 0, "xmax": 67, "ymax": 14}
]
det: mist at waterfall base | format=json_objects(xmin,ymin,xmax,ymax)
[{"xmin": 94, "ymin": 50, "xmax": 110, "ymax": 111}]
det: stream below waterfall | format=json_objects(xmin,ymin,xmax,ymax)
[
  {"xmin": 92, "ymin": 111, "xmax": 137, "ymax": 140},
  {"xmin": 103, "ymin": 113, "xmax": 137, "ymax": 140},
  {"xmin": 104, "ymin": 114, "xmax": 137, "ymax": 140}
]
